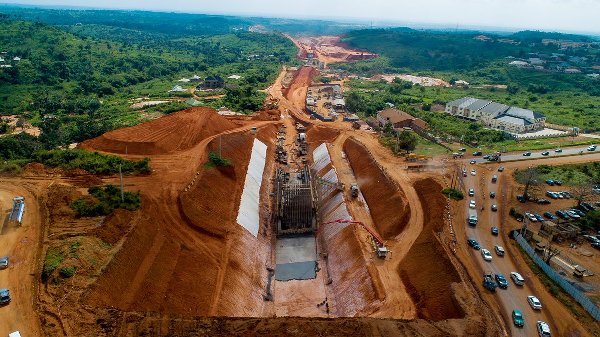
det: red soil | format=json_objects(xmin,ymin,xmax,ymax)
[
  {"xmin": 398, "ymin": 178, "xmax": 464, "ymax": 321},
  {"xmin": 92, "ymin": 209, "xmax": 136, "ymax": 245},
  {"xmin": 80, "ymin": 107, "xmax": 237, "ymax": 155},
  {"xmin": 306, "ymin": 125, "xmax": 340, "ymax": 153},
  {"xmin": 283, "ymin": 66, "xmax": 318, "ymax": 100},
  {"xmin": 343, "ymin": 137, "xmax": 411, "ymax": 239}
]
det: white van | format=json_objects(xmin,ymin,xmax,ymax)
[{"xmin": 9, "ymin": 332, "xmax": 22, "ymax": 337}]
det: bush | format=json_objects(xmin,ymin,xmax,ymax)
[
  {"xmin": 42, "ymin": 249, "xmax": 64, "ymax": 282},
  {"xmin": 71, "ymin": 185, "xmax": 141, "ymax": 217},
  {"xmin": 207, "ymin": 151, "xmax": 231, "ymax": 167},
  {"xmin": 59, "ymin": 266, "xmax": 77, "ymax": 278},
  {"xmin": 0, "ymin": 162, "xmax": 22, "ymax": 175},
  {"xmin": 33, "ymin": 149, "xmax": 151, "ymax": 175},
  {"xmin": 442, "ymin": 188, "xmax": 464, "ymax": 200}
]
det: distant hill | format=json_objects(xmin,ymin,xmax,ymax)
[{"xmin": 510, "ymin": 30, "xmax": 597, "ymax": 43}]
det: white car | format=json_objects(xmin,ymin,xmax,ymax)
[
  {"xmin": 469, "ymin": 200, "xmax": 476, "ymax": 209},
  {"xmin": 468, "ymin": 188, "xmax": 475, "ymax": 197},
  {"xmin": 588, "ymin": 145, "xmax": 597, "ymax": 151},
  {"xmin": 470, "ymin": 169, "xmax": 476, "ymax": 176},
  {"xmin": 495, "ymin": 245, "xmax": 505, "ymax": 256},
  {"xmin": 481, "ymin": 249, "xmax": 493, "ymax": 261},
  {"xmin": 525, "ymin": 212, "xmax": 538, "ymax": 222},
  {"xmin": 528, "ymin": 295, "xmax": 542, "ymax": 310},
  {"xmin": 566, "ymin": 210, "xmax": 580, "ymax": 219},
  {"xmin": 537, "ymin": 320, "xmax": 551, "ymax": 336},
  {"xmin": 511, "ymin": 272, "xmax": 525, "ymax": 285}
]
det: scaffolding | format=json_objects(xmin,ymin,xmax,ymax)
[{"xmin": 275, "ymin": 166, "xmax": 317, "ymax": 236}]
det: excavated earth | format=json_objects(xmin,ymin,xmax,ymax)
[{"xmin": 343, "ymin": 137, "xmax": 411, "ymax": 239}]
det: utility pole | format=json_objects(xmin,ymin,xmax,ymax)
[{"xmin": 119, "ymin": 145, "xmax": 127, "ymax": 203}]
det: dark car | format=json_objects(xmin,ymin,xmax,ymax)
[
  {"xmin": 467, "ymin": 239, "xmax": 481, "ymax": 250},
  {"xmin": 473, "ymin": 151, "xmax": 482, "ymax": 156},
  {"xmin": 491, "ymin": 227, "xmax": 499, "ymax": 236},
  {"xmin": 0, "ymin": 288, "xmax": 10, "ymax": 305},
  {"xmin": 592, "ymin": 242, "xmax": 600, "ymax": 250},
  {"xmin": 483, "ymin": 155, "xmax": 490, "ymax": 160},
  {"xmin": 554, "ymin": 180, "xmax": 562, "ymax": 186},
  {"xmin": 517, "ymin": 195, "xmax": 526, "ymax": 203},
  {"xmin": 459, "ymin": 148, "xmax": 467, "ymax": 152},
  {"xmin": 490, "ymin": 191, "xmax": 496, "ymax": 198},
  {"xmin": 556, "ymin": 210, "xmax": 570, "ymax": 219},
  {"xmin": 491, "ymin": 204, "xmax": 498, "ymax": 211},
  {"xmin": 546, "ymin": 180, "xmax": 555, "ymax": 186},
  {"xmin": 512, "ymin": 309, "xmax": 525, "ymax": 328},
  {"xmin": 534, "ymin": 213, "xmax": 544, "ymax": 222},
  {"xmin": 495, "ymin": 274, "xmax": 509, "ymax": 289},
  {"xmin": 523, "ymin": 152, "xmax": 532, "ymax": 156},
  {"xmin": 537, "ymin": 199, "xmax": 551, "ymax": 205},
  {"xmin": 571, "ymin": 209, "xmax": 586, "ymax": 217},
  {"xmin": 543, "ymin": 212, "xmax": 557, "ymax": 220},
  {"xmin": 498, "ymin": 166, "xmax": 505, "ymax": 172},
  {"xmin": 541, "ymin": 151, "xmax": 550, "ymax": 156},
  {"xmin": 0, "ymin": 256, "xmax": 8, "ymax": 270}
]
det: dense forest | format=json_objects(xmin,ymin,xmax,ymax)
[{"xmin": 0, "ymin": 7, "xmax": 296, "ymax": 171}]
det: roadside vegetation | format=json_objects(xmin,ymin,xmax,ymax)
[
  {"xmin": 442, "ymin": 188, "xmax": 464, "ymax": 200},
  {"xmin": 71, "ymin": 185, "xmax": 141, "ymax": 217}
]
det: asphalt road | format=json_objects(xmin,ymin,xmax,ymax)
[
  {"xmin": 462, "ymin": 166, "xmax": 551, "ymax": 337},
  {"xmin": 469, "ymin": 145, "xmax": 598, "ymax": 164}
]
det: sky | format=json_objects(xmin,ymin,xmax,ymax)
[{"xmin": 3, "ymin": 0, "xmax": 600, "ymax": 34}]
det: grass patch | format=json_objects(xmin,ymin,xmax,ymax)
[
  {"xmin": 206, "ymin": 151, "xmax": 232, "ymax": 167},
  {"xmin": 536, "ymin": 163, "xmax": 600, "ymax": 185},
  {"xmin": 59, "ymin": 266, "xmax": 77, "ymax": 278},
  {"xmin": 414, "ymin": 136, "xmax": 451, "ymax": 156}
]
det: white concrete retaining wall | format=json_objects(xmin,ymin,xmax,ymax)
[{"xmin": 236, "ymin": 139, "xmax": 268, "ymax": 237}]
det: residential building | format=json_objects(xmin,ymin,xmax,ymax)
[
  {"xmin": 445, "ymin": 97, "xmax": 546, "ymax": 134},
  {"xmin": 203, "ymin": 76, "xmax": 225, "ymax": 89},
  {"xmin": 377, "ymin": 108, "xmax": 429, "ymax": 131}
]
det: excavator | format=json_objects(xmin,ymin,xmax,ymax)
[{"xmin": 318, "ymin": 219, "xmax": 389, "ymax": 259}]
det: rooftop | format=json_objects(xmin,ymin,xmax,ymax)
[{"xmin": 504, "ymin": 106, "xmax": 544, "ymax": 122}]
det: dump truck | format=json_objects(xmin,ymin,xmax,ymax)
[
  {"xmin": 350, "ymin": 184, "xmax": 359, "ymax": 198},
  {"xmin": 483, "ymin": 272, "xmax": 497, "ymax": 292}
]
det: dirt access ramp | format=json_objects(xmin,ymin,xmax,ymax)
[
  {"xmin": 343, "ymin": 137, "xmax": 410, "ymax": 239},
  {"xmin": 80, "ymin": 107, "xmax": 237, "ymax": 155}
]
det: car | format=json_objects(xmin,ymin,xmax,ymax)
[
  {"xmin": 587, "ymin": 145, "xmax": 597, "ymax": 151},
  {"xmin": 554, "ymin": 180, "xmax": 562, "ymax": 186},
  {"xmin": 571, "ymin": 208, "xmax": 585, "ymax": 217},
  {"xmin": 566, "ymin": 210, "xmax": 580, "ymax": 219},
  {"xmin": 512, "ymin": 309, "xmax": 525, "ymax": 328},
  {"xmin": 468, "ymin": 188, "xmax": 475, "ymax": 197},
  {"xmin": 556, "ymin": 192, "xmax": 565, "ymax": 199},
  {"xmin": 523, "ymin": 152, "xmax": 532, "ymax": 156},
  {"xmin": 491, "ymin": 226, "xmax": 499, "ymax": 235},
  {"xmin": 584, "ymin": 235, "xmax": 600, "ymax": 243},
  {"xmin": 546, "ymin": 191, "xmax": 558, "ymax": 199},
  {"xmin": 537, "ymin": 198, "xmax": 551, "ymax": 205},
  {"xmin": 470, "ymin": 159, "xmax": 476, "ymax": 164},
  {"xmin": 541, "ymin": 151, "xmax": 550, "ymax": 156},
  {"xmin": 582, "ymin": 202, "xmax": 596, "ymax": 211},
  {"xmin": 543, "ymin": 212, "xmax": 557, "ymax": 220},
  {"xmin": 490, "ymin": 191, "xmax": 496, "ymax": 198},
  {"xmin": 483, "ymin": 154, "xmax": 490, "ymax": 160},
  {"xmin": 591, "ymin": 242, "xmax": 600, "ymax": 250},
  {"xmin": 498, "ymin": 166, "xmax": 505, "ymax": 172},
  {"xmin": 463, "ymin": 170, "xmax": 467, "ymax": 177},
  {"xmin": 491, "ymin": 175, "xmax": 497, "ymax": 183},
  {"xmin": 468, "ymin": 215, "xmax": 478, "ymax": 226},
  {"xmin": 556, "ymin": 210, "xmax": 570, "ymax": 219},
  {"xmin": 495, "ymin": 245, "xmax": 505, "ymax": 256},
  {"xmin": 470, "ymin": 169, "xmax": 476, "ymax": 175},
  {"xmin": 511, "ymin": 272, "xmax": 525, "ymax": 285},
  {"xmin": 467, "ymin": 239, "xmax": 481, "ymax": 250},
  {"xmin": 517, "ymin": 195, "xmax": 526, "ymax": 203},
  {"xmin": 537, "ymin": 320, "xmax": 551, "ymax": 337},
  {"xmin": 0, "ymin": 256, "xmax": 8, "ymax": 270},
  {"xmin": 469, "ymin": 200, "xmax": 476, "ymax": 209},
  {"xmin": 546, "ymin": 179, "xmax": 555, "ymax": 186},
  {"xmin": 528, "ymin": 295, "xmax": 542, "ymax": 310},
  {"xmin": 459, "ymin": 148, "xmax": 467, "ymax": 152},
  {"xmin": 525, "ymin": 212, "xmax": 538, "ymax": 222},
  {"xmin": 491, "ymin": 204, "xmax": 498, "ymax": 211},
  {"xmin": 534, "ymin": 213, "xmax": 544, "ymax": 222},
  {"xmin": 562, "ymin": 191, "xmax": 573, "ymax": 198},
  {"xmin": 481, "ymin": 249, "xmax": 493, "ymax": 261},
  {"xmin": 495, "ymin": 274, "xmax": 508, "ymax": 288},
  {"xmin": 0, "ymin": 288, "xmax": 10, "ymax": 305},
  {"xmin": 473, "ymin": 151, "xmax": 482, "ymax": 156},
  {"xmin": 555, "ymin": 148, "xmax": 562, "ymax": 153}
]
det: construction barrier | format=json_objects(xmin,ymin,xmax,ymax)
[{"xmin": 515, "ymin": 233, "xmax": 600, "ymax": 321}]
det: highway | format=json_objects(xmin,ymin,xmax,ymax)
[
  {"xmin": 470, "ymin": 144, "xmax": 598, "ymax": 164},
  {"xmin": 462, "ymin": 164, "xmax": 551, "ymax": 336}
]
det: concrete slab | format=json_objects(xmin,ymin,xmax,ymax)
[
  {"xmin": 275, "ymin": 236, "xmax": 316, "ymax": 264},
  {"xmin": 275, "ymin": 261, "xmax": 317, "ymax": 281}
]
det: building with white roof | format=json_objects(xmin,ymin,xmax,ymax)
[{"xmin": 446, "ymin": 97, "xmax": 546, "ymax": 134}]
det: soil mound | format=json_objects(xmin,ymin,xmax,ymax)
[
  {"xmin": 283, "ymin": 66, "xmax": 318, "ymax": 99},
  {"xmin": 179, "ymin": 132, "xmax": 254, "ymax": 237},
  {"xmin": 81, "ymin": 107, "xmax": 237, "ymax": 155},
  {"xmin": 343, "ymin": 137, "xmax": 410, "ymax": 239},
  {"xmin": 307, "ymin": 125, "xmax": 340, "ymax": 152},
  {"xmin": 93, "ymin": 209, "xmax": 136, "ymax": 245},
  {"xmin": 398, "ymin": 178, "xmax": 464, "ymax": 321}
]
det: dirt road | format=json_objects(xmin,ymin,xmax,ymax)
[{"xmin": 0, "ymin": 182, "xmax": 42, "ymax": 337}]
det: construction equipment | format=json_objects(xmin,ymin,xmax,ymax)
[
  {"xmin": 350, "ymin": 184, "xmax": 359, "ymax": 198},
  {"xmin": 406, "ymin": 153, "xmax": 431, "ymax": 162},
  {"xmin": 314, "ymin": 176, "xmax": 344, "ymax": 191},
  {"xmin": 319, "ymin": 219, "xmax": 388, "ymax": 259}
]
